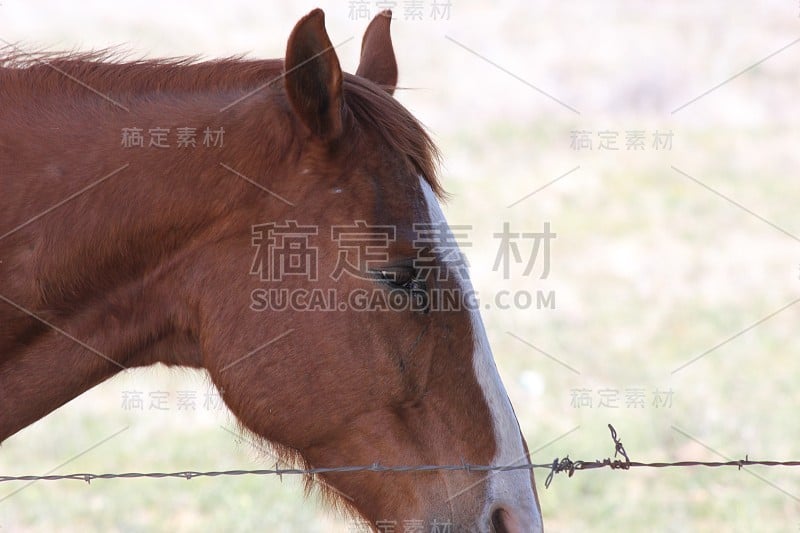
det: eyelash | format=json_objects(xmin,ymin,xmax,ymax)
[
  {"xmin": 375, "ymin": 268, "xmax": 426, "ymax": 292},
  {"xmin": 374, "ymin": 267, "xmax": 430, "ymax": 314}
]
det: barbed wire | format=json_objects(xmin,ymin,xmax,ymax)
[{"xmin": 2, "ymin": 425, "xmax": 798, "ymax": 488}]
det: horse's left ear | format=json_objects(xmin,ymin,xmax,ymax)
[
  {"xmin": 356, "ymin": 10, "xmax": 398, "ymax": 95},
  {"xmin": 284, "ymin": 9, "xmax": 344, "ymax": 141}
]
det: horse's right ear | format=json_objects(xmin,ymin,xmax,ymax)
[{"xmin": 284, "ymin": 9, "xmax": 343, "ymax": 141}]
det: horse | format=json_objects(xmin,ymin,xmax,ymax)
[{"xmin": 0, "ymin": 9, "xmax": 543, "ymax": 531}]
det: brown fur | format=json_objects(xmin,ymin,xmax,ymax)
[{"xmin": 0, "ymin": 9, "xmax": 531, "ymax": 529}]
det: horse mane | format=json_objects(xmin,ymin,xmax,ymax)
[{"xmin": 0, "ymin": 46, "xmax": 443, "ymax": 198}]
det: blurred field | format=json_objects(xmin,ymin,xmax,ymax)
[{"xmin": 2, "ymin": 1, "xmax": 800, "ymax": 531}]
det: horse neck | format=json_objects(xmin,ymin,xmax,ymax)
[
  {"xmin": 0, "ymin": 80, "xmax": 297, "ymax": 441},
  {"xmin": 2, "ymin": 73, "xmax": 299, "ymax": 301}
]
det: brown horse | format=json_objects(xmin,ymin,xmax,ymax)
[{"xmin": 0, "ymin": 9, "xmax": 542, "ymax": 531}]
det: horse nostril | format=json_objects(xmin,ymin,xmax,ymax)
[{"xmin": 491, "ymin": 507, "xmax": 511, "ymax": 533}]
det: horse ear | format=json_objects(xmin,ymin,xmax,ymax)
[
  {"xmin": 284, "ymin": 9, "xmax": 343, "ymax": 140},
  {"xmin": 355, "ymin": 10, "xmax": 398, "ymax": 95}
]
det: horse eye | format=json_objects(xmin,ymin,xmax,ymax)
[
  {"xmin": 377, "ymin": 267, "xmax": 417, "ymax": 289},
  {"xmin": 375, "ymin": 266, "xmax": 430, "ymax": 313}
]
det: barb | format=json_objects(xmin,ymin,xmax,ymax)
[
  {"xmin": 2, "ymin": 425, "xmax": 799, "ymax": 486},
  {"xmin": 608, "ymin": 423, "xmax": 630, "ymax": 466}
]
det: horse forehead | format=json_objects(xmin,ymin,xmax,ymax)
[
  {"xmin": 413, "ymin": 179, "xmax": 458, "ymax": 266},
  {"xmin": 368, "ymin": 178, "xmax": 427, "ymax": 243}
]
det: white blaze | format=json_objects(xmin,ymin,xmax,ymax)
[{"xmin": 419, "ymin": 177, "xmax": 543, "ymax": 531}]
